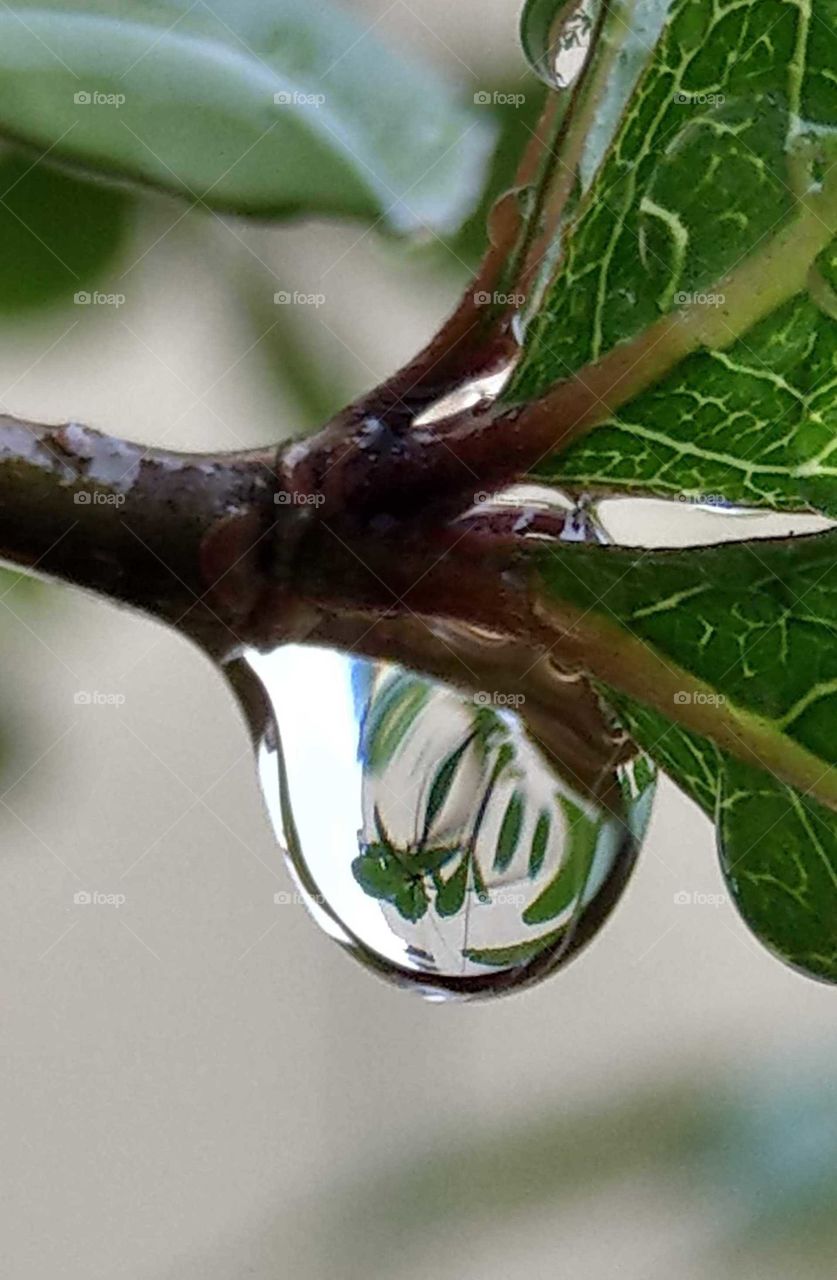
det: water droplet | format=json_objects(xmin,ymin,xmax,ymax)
[
  {"xmin": 227, "ymin": 645, "xmax": 655, "ymax": 1001},
  {"xmin": 560, "ymin": 493, "xmax": 610, "ymax": 542},
  {"xmin": 521, "ymin": 0, "xmax": 600, "ymax": 91}
]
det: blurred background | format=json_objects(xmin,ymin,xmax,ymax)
[{"xmin": 3, "ymin": 2, "xmax": 837, "ymax": 1277}]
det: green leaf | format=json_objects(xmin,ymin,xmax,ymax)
[
  {"xmin": 607, "ymin": 696, "xmax": 837, "ymax": 983},
  {"xmin": 610, "ymin": 692, "xmax": 721, "ymax": 817},
  {"xmin": 533, "ymin": 287, "xmax": 837, "ymax": 515},
  {"xmin": 494, "ymin": 789, "xmax": 525, "ymax": 871},
  {"xmin": 532, "ymin": 530, "xmax": 837, "ymax": 811},
  {"xmin": 361, "ymin": 673, "xmax": 431, "ymax": 774},
  {"xmin": 0, "ymin": 0, "xmax": 494, "ymax": 232},
  {"xmin": 434, "ymin": 857, "xmax": 469, "ymax": 918},
  {"xmin": 523, "ymin": 796, "xmax": 599, "ymax": 924},
  {"xmin": 0, "ymin": 148, "xmax": 129, "ymax": 312},
  {"xmin": 507, "ymin": 0, "xmax": 837, "ymax": 514},
  {"xmin": 719, "ymin": 758, "xmax": 837, "ymax": 982},
  {"xmin": 529, "ymin": 809, "xmax": 551, "ymax": 877}
]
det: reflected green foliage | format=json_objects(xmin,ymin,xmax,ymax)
[
  {"xmin": 353, "ymin": 666, "xmax": 655, "ymax": 979},
  {"xmin": 360, "ymin": 671, "xmax": 432, "ymax": 775}
]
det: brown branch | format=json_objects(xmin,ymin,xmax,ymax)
[{"xmin": 0, "ymin": 415, "xmax": 280, "ymax": 657}]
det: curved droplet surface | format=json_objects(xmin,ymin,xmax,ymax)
[
  {"xmin": 520, "ymin": 0, "xmax": 600, "ymax": 91},
  {"xmin": 229, "ymin": 644, "xmax": 655, "ymax": 1001}
]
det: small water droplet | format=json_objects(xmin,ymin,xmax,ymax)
[
  {"xmin": 520, "ymin": 0, "xmax": 600, "ymax": 91},
  {"xmin": 227, "ymin": 644, "xmax": 655, "ymax": 1001},
  {"xmin": 561, "ymin": 493, "xmax": 610, "ymax": 542}
]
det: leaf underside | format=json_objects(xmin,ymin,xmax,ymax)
[
  {"xmin": 532, "ymin": 534, "xmax": 837, "ymax": 981},
  {"xmin": 613, "ymin": 695, "xmax": 837, "ymax": 983}
]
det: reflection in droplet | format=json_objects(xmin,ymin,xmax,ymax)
[
  {"xmin": 521, "ymin": 0, "xmax": 600, "ymax": 91},
  {"xmin": 227, "ymin": 645, "xmax": 655, "ymax": 1001}
]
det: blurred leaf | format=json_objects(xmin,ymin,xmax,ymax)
[
  {"xmin": 0, "ymin": 149, "xmax": 129, "ymax": 312},
  {"xmin": 0, "ymin": 0, "xmax": 495, "ymax": 232},
  {"xmin": 443, "ymin": 76, "xmax": 546, "ymax": 269}
]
